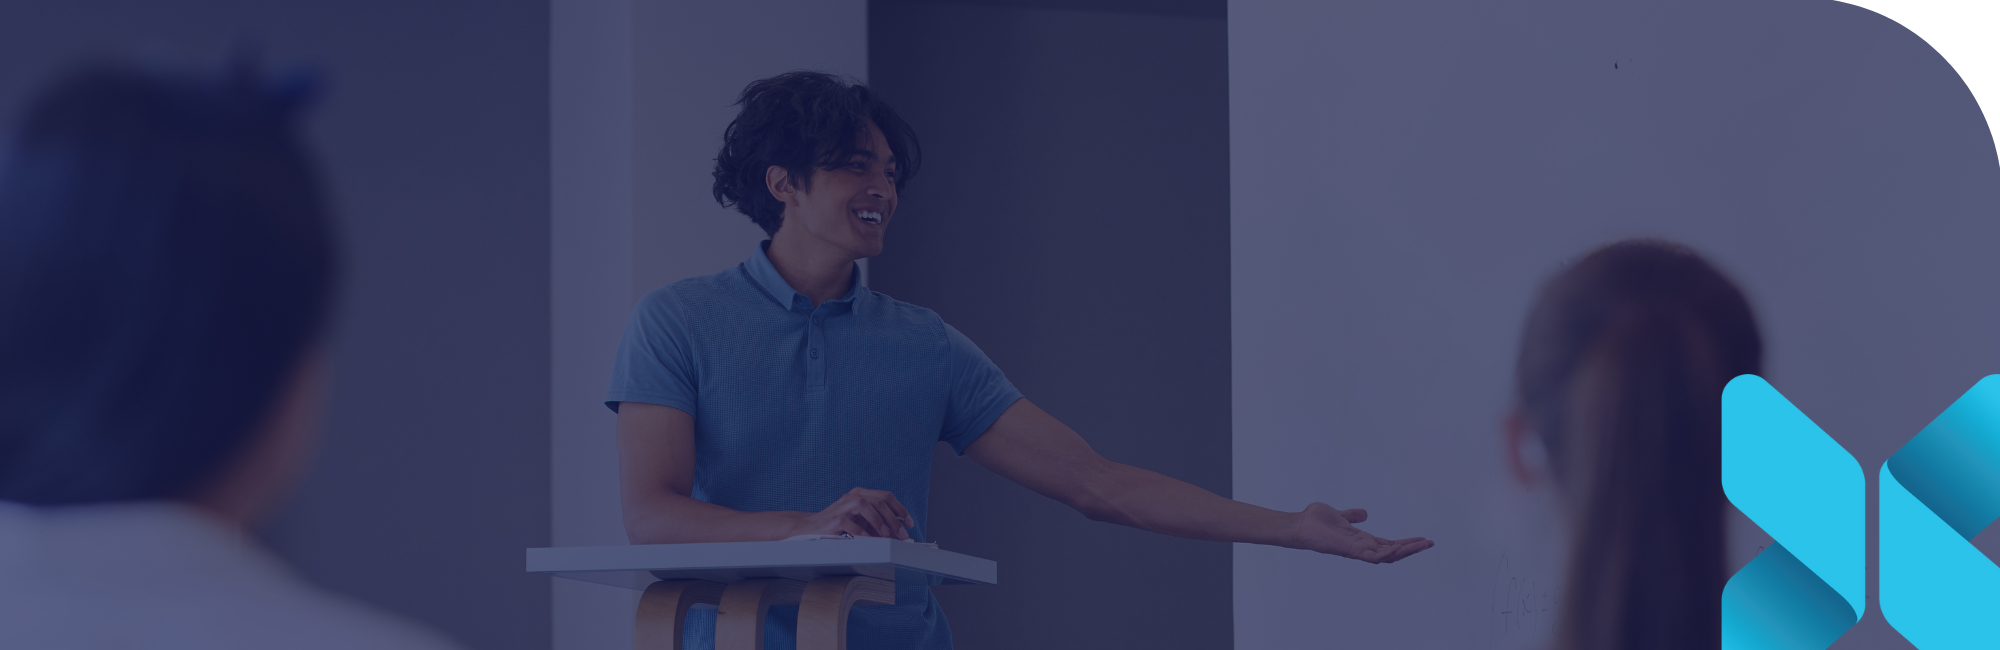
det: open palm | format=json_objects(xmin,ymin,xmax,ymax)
[{"xmin": 1294, "ymin": 502, "xmax": 1433, "ymax": 564}]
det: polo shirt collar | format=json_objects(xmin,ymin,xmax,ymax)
[{"xmin": 747, "ymin": 240, "xmax": 863, "ymax": 312}]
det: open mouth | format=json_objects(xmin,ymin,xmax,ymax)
[{"xmin": 855, "ymin": 210, "xmax": 884, "ymax": 225}]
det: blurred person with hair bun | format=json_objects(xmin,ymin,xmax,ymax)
[{"xmin": 0, "ymin": 61, "xmax": 460, "ymax": 650}]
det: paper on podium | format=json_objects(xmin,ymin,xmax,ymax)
[
  {"xmin": 779, "ymin": 532, "xmax": 938, "ymax": 548},
  {"xmin": 525, "ymin": 536, "xmax": 996, "ymax": 590}
]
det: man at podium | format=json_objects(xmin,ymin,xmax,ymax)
[{"xmin": 606, "ymin": 71, "xmax": 1432, "ymax": 650}]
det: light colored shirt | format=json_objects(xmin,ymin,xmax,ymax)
[
  {"xmin": 606, "ymin": 241, "xmax": 1023, "ymax": 650},
  {"xmin": 0, "ymin": 500, "xmax": 461, "ymax": 650}
]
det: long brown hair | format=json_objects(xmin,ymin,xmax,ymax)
[{"xmin": 1515, "ymin": 239, "xmax": 1762, "ymax": 650}]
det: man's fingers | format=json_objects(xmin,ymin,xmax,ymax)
[
  {"xmin": 846, "ymin": 509, "xmax": 884, "ymax": 537},
  {"xmin": 1369, "ymin": 536, "xmax": 1399, "ymax": 561},
  {"xmin": 844, "ymin": 513, "xmax": 873, "ymax": 537},
  {"xmin": 1349, "ymin": 533, "xmax": 1417, "ymax": 564},
  {"xmin": 842, "ymin": 489, "xmax": 892, "ymax": 537},
  {"xmin": 867, "ymin": 499, "xmax": 910, "ymax": 539},
  {"xmin": 1307, "ymin": 504, "xmax": 1431, "ymax": 564},
  {"xmin": 868, "ymin": 491, "xmax": 909, "ymax": 528},
  {"xmin": 852, "ymin": 488, "xmax": 913, "ymax": 527},
  {"xmin": 861, "ymin": 503, "xmax": 895, "ymax": 537},
  {"xmin": 1381, "ymin": 539, "xmax": 1435, "ymax": 563},
  {"xmin": 884, "ymin": 493, "xmax": 914, "ymax": 526}
]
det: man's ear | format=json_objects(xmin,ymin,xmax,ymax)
[{"xmin": 765, "ymin": 165, "xmax": 798, "ymax": 206}]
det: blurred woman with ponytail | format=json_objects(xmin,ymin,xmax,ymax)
[{"xmin": 1506, "ymin": 239, "xmax": 1763, "ymax": 650}]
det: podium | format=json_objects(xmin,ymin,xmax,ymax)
[{"xmin": 528, "ymin": 538, "xmax": 997, "ymax": 650}]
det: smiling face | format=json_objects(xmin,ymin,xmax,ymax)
[{"xmin": 772, "ymin": 121, "xmax": 900, "ymax": 260}]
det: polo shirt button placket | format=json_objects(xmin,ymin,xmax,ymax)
[{"xmin": 805, "ymin": 308, "xmax": 827, "ymax": 390}]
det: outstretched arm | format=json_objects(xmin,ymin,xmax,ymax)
[{"xmin": 963, "ymin": 399, "xmax": 1433, "ymax": 564}]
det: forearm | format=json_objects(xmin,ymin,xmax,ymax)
[
  {"xmin": 622, "ymin": 491, "xmax": 802, "ymax": 544},
  {"xmin": 968, "ymin": 401, "xmax": 1428, "ymax": 562},
  {"xmin": 1071, "ymin": 461, "xmax": 1303, "ymax": 548}
]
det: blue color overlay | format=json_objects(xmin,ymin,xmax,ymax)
[
  {"xmin": 1880, "ymin": 375, "xmax": 2000, "ymax": 649},
  {"xmin": 1722, "ymin": 375, "xmax": 1864, "ymax": 650}
]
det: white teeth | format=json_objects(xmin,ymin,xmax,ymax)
[{"xmin": 856, "ymin": 211, "xmax": 882, "ymax": 224}]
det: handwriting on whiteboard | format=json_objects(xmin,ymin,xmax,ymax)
[{"xmin": 1489, "ymin": 553, "xmax": 1557, "ymax": 647}]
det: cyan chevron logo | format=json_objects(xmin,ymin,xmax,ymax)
[
  {"xmin": 1723, "ymin": 375, "xmax": 2000, "ymax": 649},
  {"xmin": 1722, "ymin": 376, "xmax": 1865, "ymax": 649}
]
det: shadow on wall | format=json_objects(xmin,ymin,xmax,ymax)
[{"xmin": 871, "ymin": 1, "xmax": 1231, "ymax": 648}]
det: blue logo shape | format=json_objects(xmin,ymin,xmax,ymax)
[
  {"xmin": 1880, "ymin": 375, "xmax": 2000, "ymax": 648},
  {"xmin": 1722, "ymin": 375, "xmax": 1865, "ymax": 650}
]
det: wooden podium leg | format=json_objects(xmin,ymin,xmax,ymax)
[
  {"xmin": 796, "ymin": 576, "xmax": 896, "ymax": 650},
  {"xmin": 715, "ymin": 578, "xmax": 805, "ymax": 650},
  {"xmin": 633, "ymin": 580, "xmax": 725, "ymax": 650}
]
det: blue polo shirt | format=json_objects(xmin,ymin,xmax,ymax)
[{"xmin": 606, "ymin": 241, "xmax": 1022, "ymax": 650}]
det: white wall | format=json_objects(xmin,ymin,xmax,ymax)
[
  {"xmin": 1229, "ymin": 1, "xmax": 2000, "ymax": 648},
  {"xmin": 551, "ymin": 1, "xmax": 636, "ymax": 648},
  {"xmin": 550, "ymin": 2, "xmax": 865, "ymax": 648}
]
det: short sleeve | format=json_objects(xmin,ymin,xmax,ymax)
[
  {"xmin": 605, "ymin": 287, "xmax": 699, "ymax": 416},
  {"xmin": 938, "ymin": 322, "xmax": 1024, "ymax": 454}
]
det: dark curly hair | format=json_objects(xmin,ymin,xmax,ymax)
[{"xmin": 711, "ymin": 71, "xmax": 921, "ymax": 236}]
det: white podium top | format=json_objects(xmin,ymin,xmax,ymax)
[{"xmin": 525, "ymin": 538, "xmax": 997, "ymax": 591}]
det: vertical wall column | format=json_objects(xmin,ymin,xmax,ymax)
[{"xmin": 551, "ymin": 0, "xmax": 636, "ymax": 649}]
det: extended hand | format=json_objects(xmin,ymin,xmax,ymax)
[
  {"xmin": 1292, "ymin": 502, "xmax": 1432, "ymax": 564},
  {"xmin": 795, "ymin": 487, "xmax": 913, "ymax": 540}
]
